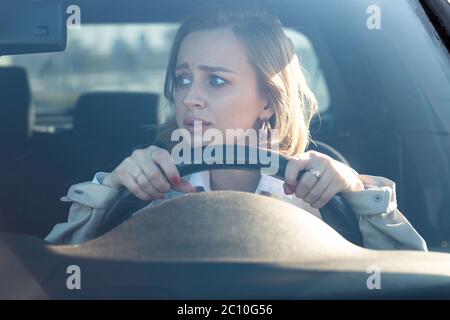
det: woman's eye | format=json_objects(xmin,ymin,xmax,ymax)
[
  {"xmin": 209, "ymin": 75, "xmax": 227, "ymax": 87},
  {"xmin": 175, "ymin": 75, "xmax": 191, "ymax": 88}
]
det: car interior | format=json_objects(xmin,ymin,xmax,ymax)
[
  {"xmin": 0, "ymin": 0, "xmax": 450, "ymax": 299},
  {"xmin": 1, "ymin": 0, "xmax": 449, "ymax": 249}
]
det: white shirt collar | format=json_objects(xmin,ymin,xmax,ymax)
[{"xmin": 186, "ymin": 170, "xmax": 291, "ymax": 198}]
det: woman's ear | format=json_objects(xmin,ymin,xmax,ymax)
[{"xmin": 259, "ymin": 100, "xmax": 275, "ymax": 120}]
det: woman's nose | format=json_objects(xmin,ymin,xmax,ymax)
[{"xmin": 182, "ymin": 84, "xmax": 206, "ymax": 110}]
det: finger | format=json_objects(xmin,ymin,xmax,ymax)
[
  {"xmin": 283, "ymin": 182, "xmax": 295, "ymax": 195},
  {"xmin": 295, "ymin": 159, "xmax": 327, "ymax": 199},
  {"xmin": 134, "ymin": 172, "xmax": 166, "ymax": 198},
  {"xmin": 302, "ymin": 170, "xmax": 333, "ymax": 204},
  {"xmin": 284, "ymin": 153, "xmax": 310, "ymax": 187},
  {"xmin": 121, "ymin": 171, "xmax": 155, "ymax": 201},
  {"xmin": 173, "ymin": 178, "xmax": 196, "ymax": 193},
  {"xmin": 135, "ymin": 148, "xmax": 195, "ymax": 194},
  {"xmin": 295, "ymin": 168, "xmax": 321, "ymax": 199},
  {"xmin": 131, "ymin": 149, "xmax": 172, "ymax": 193},
  {"xmin": 311, "ymin": 181, "xmax": 342, "ymax": 209},
  {"xmin": 140, "ymin": 158, "xmax": 172, "ymax": 193},
  {"xmin": 123, "ymin": 156, "xmax": 166, "ymax": 197},
  {"xmin": 148, "ymin": 146, "xmax": 181, "ymax": 187}
]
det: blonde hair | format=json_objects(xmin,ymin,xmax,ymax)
[{"xmin": 162, "ymin": 2, "xmax": 318, "ymax": 156}]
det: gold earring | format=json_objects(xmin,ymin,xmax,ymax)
[{"xmin": 260, "ymin": 118, "xmax": 272, "ymax": 140}]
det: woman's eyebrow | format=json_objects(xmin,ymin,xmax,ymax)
[
  {"xmin": 175, "ymin": 62, "xmax": 236, "ymax": 73},
  {"xmin": 198, "ymin": 65, "xmax": 236, "ymax": 73},
  {"xmin": 175, "ymin": 62, "xmax": 189, "ymax": 71}
]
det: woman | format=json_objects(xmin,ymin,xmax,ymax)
[{"xmin": 46, "ymin": 3, "xmax": 427, "ymax": 250}]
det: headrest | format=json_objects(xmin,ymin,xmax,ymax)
[
  {"xmin": 73, "ymin": 92, "xmax": 159, "ymax": 139},
  {"xmin": 0, "ymin": 67, "xmax": 31, "ymax": 148}
]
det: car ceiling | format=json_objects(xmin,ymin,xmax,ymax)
[{"xmin": 60, "ymin": 0, "xmax": 328, "ymax": 26}]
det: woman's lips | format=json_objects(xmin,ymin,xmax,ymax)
[{"xmin": 183, "ymin": 118, "xmax": 212, "ymax": 133}]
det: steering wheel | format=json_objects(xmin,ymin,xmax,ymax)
[{"xmin": 99, "ymin": 145, "xmax": 363, "ymax": 246}]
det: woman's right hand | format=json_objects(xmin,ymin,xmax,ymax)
[{"xmin": 102, "ymin": 145, "xmax": 196, "ymax": 200}]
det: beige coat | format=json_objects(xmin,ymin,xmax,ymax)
[{"xmin": 45, "ymin": 172, "xmax": 428, "ymax": 251}]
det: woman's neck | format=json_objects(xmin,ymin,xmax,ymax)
[{"xmin": 210, "ymin": 169, "xmax": 261, "ymax": 193}]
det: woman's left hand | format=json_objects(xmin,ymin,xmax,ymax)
[{"xmin": 283, "ymin": 151, "xmax": 364, "ymax": 209}]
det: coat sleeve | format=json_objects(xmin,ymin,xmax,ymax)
[
  {"xmin": 44, "ymin": 181, "xmax": 121, "ymax": 245},
  {"xmin": 341, "ymin": 174, "xmax": 428, "ymax": 251}
]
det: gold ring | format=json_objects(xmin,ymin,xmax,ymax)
[
  {"xmin": 134, "ymin": 169, "xmax": 145, "ymax": 183},
  {"xmin": 307, "ymin": 169, "xmax": 320, "ymax": 179}
]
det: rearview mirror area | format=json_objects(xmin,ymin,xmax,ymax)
[{"xmin": 0, "ymin": 0, "xmax": 67, "ymax": 56}]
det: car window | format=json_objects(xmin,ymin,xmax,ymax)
[{"xmin": 0, "ymin": 24, "xmax": 329, "ymax": 132}]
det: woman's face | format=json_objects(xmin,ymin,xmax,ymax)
[{"xmin": 174, "ymin": 27, "xmax": 273, "ymax": 140}]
